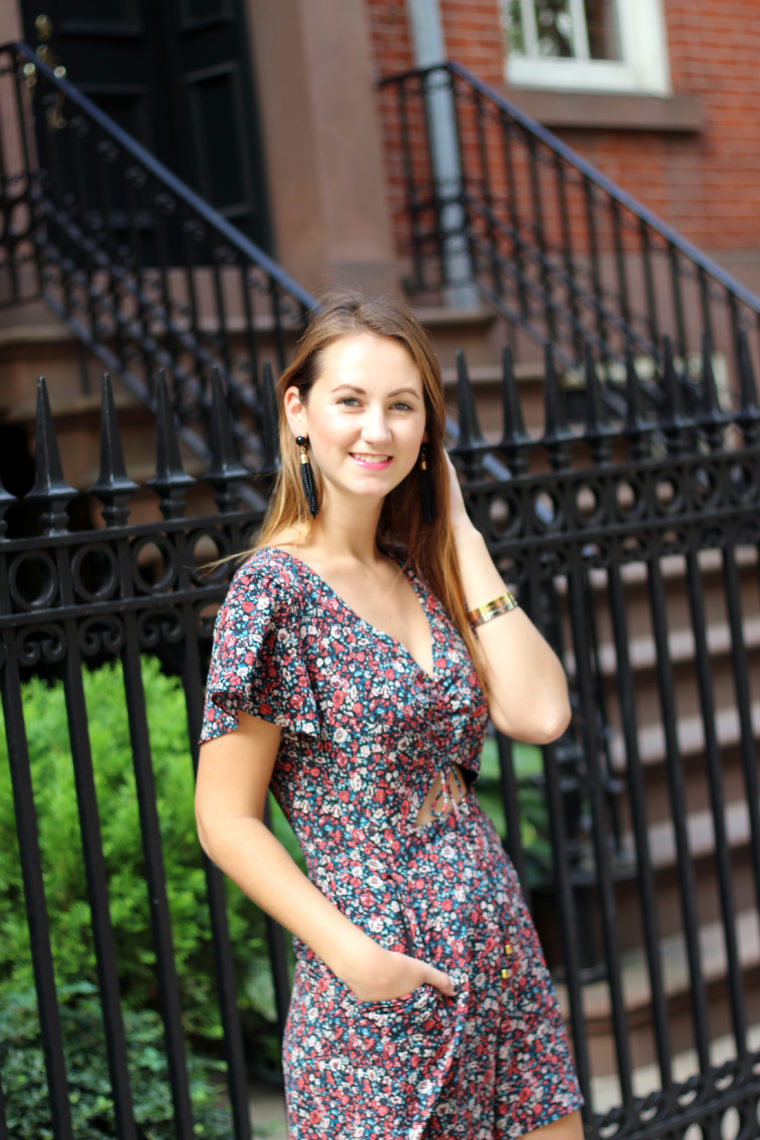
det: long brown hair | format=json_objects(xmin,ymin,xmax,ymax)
[{"xmin": 253, "ymin": 292, "xmax": 486, "ymax": 689}]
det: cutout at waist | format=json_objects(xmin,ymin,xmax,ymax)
[{"xmin": 414, "ymin": 762, "xmax": 470, "ymax": 826}]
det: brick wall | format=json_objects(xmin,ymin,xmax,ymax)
[{"xmin": 366, "ymin": 0, "xmax": 760, "ymax": 268}]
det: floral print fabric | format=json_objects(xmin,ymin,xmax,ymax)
[{"xmin": 201, "ymin": 546, "xmax": 583, "ymax": 1139}]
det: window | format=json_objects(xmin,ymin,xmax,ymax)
[{"xmin": 502, "ymin": 0, "xmax": 671, "ymax": 94}]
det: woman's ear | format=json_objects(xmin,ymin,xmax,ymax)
[{"xmin": 283, "ymin": 385, "xmax": 307, "ymax": 436}]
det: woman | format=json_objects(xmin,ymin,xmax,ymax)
[{"xmin": 195, "ymin": 294, "xmax": 584, "ymax": 1139}]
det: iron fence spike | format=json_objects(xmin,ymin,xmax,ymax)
[
  {"xmin": 456, "ymin": 349, "xmax": 484, "ymax": 448},
  {"xmin": 583, "ymin": 343, "xmax": 612, "ymax": 462},
  {"xmin": 29, "ymin": 377, "xmax": 75, "ymax": 500},
  {"xmin": 207, "ymin": 368, "xmax": 248, "ymax": 481},
  {"xmin": 700, "ymin": 332, "xmax": 720, "ymax": 416},
  {"xmin": 542, "ymin": 343, "xmax": 569, "ymax": 437},
  {"xmin": 737, "ymin": 328, "xmax": 759, "ymax": 411},
  {"xmin": 148, "ymin": 371, "xmax": 194, "ymax": 517},
  {"xmin": 583, "ymin": 342, "xmax": 607, "ymax": 428},
  {"xmin": 91, "ymin": 373, "xmax": 139, "ymax": 504},
  {"xmin": 27, "ymin": 377, "xmax": 76, "ymax": 533},
  {"xmin": 624, "ymin": 341, "xmax": 645, "ymax": 431},
  {"xmin": 259, "ymin": 362, "xmax": 279, "ymax": 474},
  {"xmin": 499, "ymin": 345, "xmax": 528, "ymax": 444},
  {"xmin": 151, "ymin": 371, "xmax": 192, "ymax": 484},
  {"xmin": 662, "ymin": 335, "xmax": 684, "ymax": 421},
  {"xmin": 205, "ymin": 369, "xmax": 249, "ymax": 510}
]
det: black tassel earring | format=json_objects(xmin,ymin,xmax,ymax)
[
  {"xmin": 419, "ymin": 444, "xmax": 436, "ymax": 523},
  {"xmin": 296, "ymin": 435, "xmax": 318, "ymax": 517}
]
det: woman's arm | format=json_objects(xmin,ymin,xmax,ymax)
[
  {"xmin": 446, "ymin": 456, "xmax": 572, "ymax": 743},
  {"xmin": 195, "ymin": 710, "xmax": 456, "ymax": 1001}
]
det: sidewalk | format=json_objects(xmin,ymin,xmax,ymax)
[{"xmin": 250, "ymin": 1080, "xmax": 288, "ymax": 1139}]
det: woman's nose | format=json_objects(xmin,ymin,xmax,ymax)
[{"xmin": 360, "ymin": 406, "xmax": 392, "ymax": 442}]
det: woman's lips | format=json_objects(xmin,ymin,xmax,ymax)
[{"xmin": 349, "ymin": 452, "xmax": 392, "ymax": 469}]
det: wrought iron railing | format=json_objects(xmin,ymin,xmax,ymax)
[
  {"xmin": 0, "ymin": 41, "xmax": 317, "ymax": 474},
  {"xmin": 377, "ymin": 61, "xmax": 760, "ymax": 393},
  {"xmin": 2, "ymin": 338, "xmax": 759, "ymax": 1139}
]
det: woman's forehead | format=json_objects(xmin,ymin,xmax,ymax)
[{"xmin": 314, "ymin": 332, "xmax": 423, "ymax": 394}]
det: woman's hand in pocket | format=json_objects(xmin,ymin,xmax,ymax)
[{"xmin": 342, "ymin": 943, "xmax": 456, "ymax": 1003}]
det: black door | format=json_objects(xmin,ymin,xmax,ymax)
[{"xmin": 21, "ymin": 0, "xmax": 271, "ymax": 248}]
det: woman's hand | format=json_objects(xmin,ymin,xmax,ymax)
[
  {"xmin": 444, "ymin": 454, "xmax": 572, "ymax": 743},
  {"xmin": 444, "ymin": 451, "xmax": 473, "ymax": 534},
  {"xmin": 340, "ymin": 941, "xmax": 457, "ymax": 1003}
]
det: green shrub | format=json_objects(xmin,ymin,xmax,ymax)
[
  {"xmin": 0, "ymin": 983, "xmax": 231, "ymax": 1139},
  {"xmin": 476, "ymin": 736, "xmax": 553, "ymax": 888},
  {"xmin": 0, "ymin": 655, "xmax": 551, "ymax": 1109},
  {"xmin": 0, "ymin": 657, "xmax": 298, "ymax": 1061}
]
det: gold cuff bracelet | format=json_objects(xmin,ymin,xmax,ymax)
[{"xmin": 467, "ymin": 591, "xmax": 519, "ymax": 628}]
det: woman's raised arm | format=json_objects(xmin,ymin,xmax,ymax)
[{"xmin": 445, "ymin": 457, "xmax": 572, "ymax": 744}]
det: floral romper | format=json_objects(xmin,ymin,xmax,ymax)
[{"xmin": 200, "ymin": 546, "xmax": 583, "ymax": 1139}]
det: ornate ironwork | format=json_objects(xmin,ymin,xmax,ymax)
[{"xmin": 1, "ymin": 343, "xmax": 759, "ymax": 1138}]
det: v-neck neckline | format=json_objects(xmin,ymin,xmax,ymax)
[{"xmin": 267, "ymin": 547, "xmax": 437, "ymax": 682}]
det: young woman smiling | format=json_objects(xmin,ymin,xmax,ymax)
[{"xmin": 195, "ymin": 294, "xmax": 584, "ymax": 1140}]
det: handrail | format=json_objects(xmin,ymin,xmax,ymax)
[
  {"xmin": 438, "ymin": 62, "xmax": 760, "ymax": 314},
  {"xmin": 9, "ymin": 43, "xmax": 316, "ymax": 313},
  {"xmin": 378, "ymin": 60, "xmax": 760, "ymax": 398},
  {"xmin": 0, "ymin": 41, "xmax": 318, "ymax": 480}
]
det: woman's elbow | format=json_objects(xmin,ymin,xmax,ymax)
[
  {"xmin": 195, "ymin": 802, "xmax": 215, "ymax": 861},
  {"xmin": 528, "ymin": 699, "xmax": 572, "ymax": 744},
  {"xmin": 490, "ymin": 694, "xmax": 572, "ymax": 744}
]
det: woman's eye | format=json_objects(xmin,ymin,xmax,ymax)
[
  {"xmin": 339, "ymin": 397, "xmax": 360, "ymax": 407},
  {"xmin": 392, "ymin": 401, "xmax": 413, "ymax": 411}
]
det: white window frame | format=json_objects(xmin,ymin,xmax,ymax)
[{"xmin": 504, "ymin": 0, "xmax": 671, "ymax": 95}]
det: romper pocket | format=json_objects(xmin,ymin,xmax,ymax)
[{"xmin": 350, "ymin": 980, "xmax": 442, "ymax": 1027}]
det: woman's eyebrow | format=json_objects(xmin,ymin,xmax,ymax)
[{"xmin": 330, "ymin": 384, "xmax": 421, "ymax": 398}]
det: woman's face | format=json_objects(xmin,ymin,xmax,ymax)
[{"xmin": 285, "ymin": 332, "xmax": 427, "ymax": 510}]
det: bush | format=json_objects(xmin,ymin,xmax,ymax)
[
  {"xmin": 0, "ymin": 657, "xmax": 299, "ymax": 1063},
  {"xmin": 0, "ymin": 654, "xmax": 551, "ymax": 1116},
  {"xmin": 0, "ymin": 983, "xmax": 231, "ymax": 1139},
  {"xmin": 476, "ymin": 736, "xmax": 553, "ymax": 888}
]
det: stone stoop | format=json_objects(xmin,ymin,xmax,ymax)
[{"xmin": 557, "ymin": 910, "xmax": 760, "ymax": 1079}]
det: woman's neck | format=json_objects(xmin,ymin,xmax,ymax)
[{"xmin": 280, "ymin": 495, "xmax": 386, "ymax": 568}]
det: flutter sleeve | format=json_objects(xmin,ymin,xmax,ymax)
[{"xmin": 199, "ymin": 554, "xmax": 319, "ymax": 743}]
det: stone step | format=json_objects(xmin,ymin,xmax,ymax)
[
  {"xmin": 0, "ymin": 302, "xmax": 298, "ymax": 410},
  {"xmin": 590, "ymin": 1022, "xmax": 760, "ymax": 1115},
  {"xmin": 614, "ymin": 795, "xmax": 760, "ymax": 946},
  {"xmin": 533, "ymin": 787, "xmax": 760, "ymax": 961},
  {"xmin": 415, "ymin": 305, "xmax": 502, "ymax": 369},
  {"xmin": 602, "ymin": 698, "xmax": 760, "ymax": 772},
  {"xmin": 555, "ymin": 908, "xmax": 760, "ymax": 1076}
]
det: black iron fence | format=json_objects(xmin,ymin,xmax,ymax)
[
  {"xmin": 377, "ymin": 61, "xmax": 760, "ymax": 388},
  {"xmin": 0, "ymin": 40, "xmax": 314, "ymax": 476},
  {"xmin": 2, "ymin": 338, "xmax": 759, "ymax": 1139}
]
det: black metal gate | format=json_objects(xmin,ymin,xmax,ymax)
[{"xmin": 2, "ymin": 338, "xmax": 759, "ymax": 1139}]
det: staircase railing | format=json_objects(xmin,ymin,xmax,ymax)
[
  {"xmin": 0, "ymin": 41, "xmax": 317, "ymax": 472},
  {"xmin": 378, "ymin": 61, "xmax": 760, "ymax": 399}
]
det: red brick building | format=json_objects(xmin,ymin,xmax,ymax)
[
  {"xmin": 367, "ymin": 0, "xmax": 760, "ymax": 297},
  {"xmin": 2, "ymin": 1, "xmax": 758, "ymax": 302}
]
